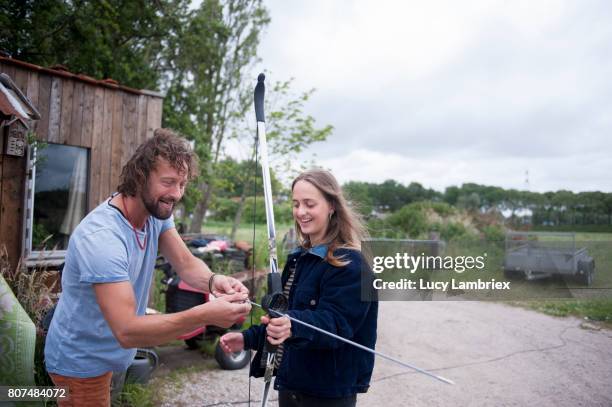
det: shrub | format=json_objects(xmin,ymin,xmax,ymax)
[
  {"xmin": 483, "ymin": 225, "xmax": 505, "ymax": 242},
  {"xmin": 387, "ymin": 204, "xmax": 428, "ymax": 238},
  {"xmin": 439, "ymin": 222, "xmax": 468, "ymax": 241}
]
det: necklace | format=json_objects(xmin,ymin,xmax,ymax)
[{"xmin": 122, "ymin": 195, "xmax": 146, "ymax": 250}]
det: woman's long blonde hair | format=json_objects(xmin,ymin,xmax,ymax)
[{"xmin": 292, "ymin": 169, "xmax": 368, "ymax": 266}]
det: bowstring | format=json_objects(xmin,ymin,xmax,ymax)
[{"xmin": 248, "ymin": 136, "xmax": 259, "ymax": 407}]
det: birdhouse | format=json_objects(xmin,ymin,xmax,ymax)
[{"xmin": 4, "ymin": 117, "xmax": 28, "ymax": 156}]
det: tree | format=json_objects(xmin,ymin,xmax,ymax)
[
  {"xmin": 161, "ymin": 0, "xmax": 270, "ymax": 233},
  {"xmin": 343, "ymin": 181, "xmax": 374, "ymax": 217},
  {"xmin": 0, "ymin": 0, "xmax": 187, "ymax": 89},
  {"xmin": 224, "ymin": 78, "xmax": 333, "ymax": 239}
]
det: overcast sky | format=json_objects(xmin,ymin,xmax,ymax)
[{"xmin": 246, "ymin": 0, "xmax": 612, "ymax": 193}]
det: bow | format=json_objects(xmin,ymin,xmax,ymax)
[{"xmin": 252, "ymin": 73, "xmax": 286, "ymax": 407}]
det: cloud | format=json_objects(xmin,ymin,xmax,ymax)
[{"xmin": 254, "ymin": 0, "xmax": 612, "ymax": 192}]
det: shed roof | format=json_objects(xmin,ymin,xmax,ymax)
[
  {"xmin": 0, "ymin": 73, "xmax": 41, "ymax": 120},
  {"xmin": 0, "ymin": 56, "xmax": 164, "ymax": 98}
]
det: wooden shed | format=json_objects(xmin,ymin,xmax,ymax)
[{"xmin": 0, "ymin": 56, "xmax": 164, "ymax": 271}]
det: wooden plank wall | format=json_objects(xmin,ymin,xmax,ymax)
[{"xmin": 0, "ymin": 61, "xmax": 163, "ymax": 269}]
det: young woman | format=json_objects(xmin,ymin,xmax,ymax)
[{"xmin": 221, "ymin": 169, "xmax": 378, "ymax": 407}]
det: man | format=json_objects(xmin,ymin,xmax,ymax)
[{"xmin": 45, "ymin": 129, "xmax": 251, "ymax": 406}]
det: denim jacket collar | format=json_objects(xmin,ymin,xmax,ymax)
[{"xmin": 290, "ymin": 244, "xmax": 328, "ymax": 259}]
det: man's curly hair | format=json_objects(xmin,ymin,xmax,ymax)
[{"xmin": 117, "ymin": 128, "xmax": 198, "ymax": 197}]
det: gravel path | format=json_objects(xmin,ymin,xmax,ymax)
[{"xmin": 155, "ymin": 302, "xmax": 612, "ymax": 406}]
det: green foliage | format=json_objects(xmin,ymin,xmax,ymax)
[
  {"xmin": 162, "ymin": 0, "xmax": 271, "ymax": 231},
  {"xmin": 0, "ymin": 0, "xmax": 187, "ymax": 89},
  {"xmin": 116, "ymin": 382, "xmax": 155, "ymax": 407},
  {"xmin": 428, "ymin": 202, "xmax": 455, "ymax": 217},
  {"xmin": 343, "ymin": 181, "xmax": 374, "ymax": 216},
  {"xmin": 483, "ymin": 225, "xmax": 505, "ymax": 242},
  {"xmin": 149, "ymin": 268, "xmax": 166, "ymax": 313},
  {"xmin": 348, "ymin": 179, "xmax": 612, "ymax": 231},
  {"xmin": 532, "ymin": 224, "xmax": 612, "ymax": 233},
  {"xmin": 241, "ymin": 197, "xmax": 293, "ymax": 224},
  {"xmin": 387, "ymin": 204, "xmax": 428, "ymax": 238},
  {"xmin": 380, "ymin": 201, "xmax": 478, "ymax": 241},
  {"xmin": 263, "ymin": 78, "xmax": 334, "ymax": 165},
  {"xmin": 343, "ymin": 180, "xmax": 442, "ymax": 215},
  {"xmin": 523, "ymin": 299, "xmax": 612, "ymax": 323},
  {"xmin": 209, "ymin": 197, "xmax": 241, "ymax": 221},
  {"xmin": 438, "ymin": 222, "xmax": 468, "ymax": 241}
]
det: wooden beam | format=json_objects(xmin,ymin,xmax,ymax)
[
  {"xmin": 89, "ymin": 87, "xmax": 104, "ymax": 209},
  {"xmin": 81, "ymin": 85, "xmax": 95, "ymax": 148},
  {"xmin": 36, "ymin": 74, "xmax": 51, "ymax": 142},
  {"xmin": 121, "ymin": 94, "xmax": 138, "ymax": 165},
  {"xmin": 68, "ymin": 81, "xmax": 84, "ymax": 146},
  {"xmin": 59, "ymin": 79, "xmax": 74, "ymax": 144},
  {"xmin": 137, "ymin": 95, "xmax": 148, "ymax": 147},
  {"xmin": 110, "ymin": 91, "xmax": 124, "ymax": 192},
  {"xmin": 100, "ymin": 89, "xmax": 114, "ymax": 198},
  {"xmin": 48, "ymin": 77, "xmax": 62, "ymax": 143}
]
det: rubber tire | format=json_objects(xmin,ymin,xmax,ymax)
[
  {"xmin": 504, "ymin": 269, "xmax": 522, "ymax": 280},
  {"xmin": 214, "ymin": 341, "xmax": 250, "ymax": 370},
  {"xmin": 578, "ymin": 259, "xmax": 594, "ymax": 287}
]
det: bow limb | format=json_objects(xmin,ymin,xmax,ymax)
[{"xmin": 253, "ymin": 73, "xmax": 284, "ymax": 407}]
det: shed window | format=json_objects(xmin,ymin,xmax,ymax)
[{"xmin": 30, "ymin": 143, "xmax": 89, "ymax": 252}]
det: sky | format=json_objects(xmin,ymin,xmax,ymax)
[{"xmin": 245, "ymin": 0, "xmax": 612, "ymax": 193}]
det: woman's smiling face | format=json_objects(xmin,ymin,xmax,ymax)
[{"xmin": 292, "ymin": 180, "xmax": 333, "ymax": 246}]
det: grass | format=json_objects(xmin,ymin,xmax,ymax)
[
  {"xmin": 518, "ymin": 299, "xmax": 612, "ymax": 327},
  {"xmin": 115, "ymin": 364, "xmax": 214, "ymax": 406},
  {"xmin": 114, "ymin": 383, "xmax": 156, "ymax": 407}
]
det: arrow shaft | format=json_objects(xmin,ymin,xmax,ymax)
[{"xmin": 250, "ymin": 301, "xmax": 454, "ymax": 385}]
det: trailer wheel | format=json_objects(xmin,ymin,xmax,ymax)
[
  {"xmin": 214, "ymin": 341, "xmax": 250, "ymax": 370},
  {"xmin": 504, "ymin": 269, "xmax": 522, "ymax": 280},
  {"xmin": 577, "ymin": 259, "xmax": 594, "ymax": 286}
]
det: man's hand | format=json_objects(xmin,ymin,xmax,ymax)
[
  {"xmin": 261, "ymin": 314, "xmax": 292, "ymax": 345},
  {"xmin": 211, "ymin": 275, "xmax": 249, "ymax": 297},
  {"xmin": 219, "ymin": 332, "xmax": 244, "ymax": 353},
  {"xmin": 194, "ymin": 292, "xmax": 251, "ymax": 328}
]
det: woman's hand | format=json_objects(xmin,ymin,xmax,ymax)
[
  {"xmin": 219, "ymin": 332, "xmax": 244, "ymax": 353},
  {"xmin": 262, "ymin": 315, "xmax": 292, "ymax": 345}
]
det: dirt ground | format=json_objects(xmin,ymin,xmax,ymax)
[{"xmin": 153, "ymin": 301, "xmax": 612, "ymax": 406}]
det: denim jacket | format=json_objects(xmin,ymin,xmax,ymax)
[{"xmin": 243, "ymin": 245, "xmax": 378, "ymax": 398}]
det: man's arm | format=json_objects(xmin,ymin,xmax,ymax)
[{"xmin": 94, "ymin": 281, "xmax": 249, "ymax": 348}]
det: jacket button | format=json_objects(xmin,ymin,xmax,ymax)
[{"xmin": 310, "ymin": 299, "xmax": 316, "ymax": 306}]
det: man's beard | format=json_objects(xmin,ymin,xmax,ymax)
[{"xmin": 141, "ymin": 188, "xmax": 176, "ymax": 220}]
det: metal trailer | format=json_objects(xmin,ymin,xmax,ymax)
[{"xmin": 503, "ymin": 231, "xmax": 595, "ymax": 286}]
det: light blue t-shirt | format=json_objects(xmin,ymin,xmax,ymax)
[{"xmin": 45, "ymin": 196, "xmax": 174, "ymax": 377}]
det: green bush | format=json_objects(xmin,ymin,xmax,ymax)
[
  {"xmin": 209, "ymin": 198, "xmax": 240, "ymax": 222},
  {"xmin": 428, "ymin": 202, "xmax": 455, "ymax": 217},
  {"xmin": 483, "ymin": 225, "xmax": 505, "ymax": 242},
  {"xmin": 242, "ymin": 197, "xmax": 293, "ymax": 224},
  {"xmin": 387, "ymin": 204, "xmax": 428, "ymax": 238},
  {"xmin": 439, "ymin": 222, "xmax": 468, "ymax": 241}
]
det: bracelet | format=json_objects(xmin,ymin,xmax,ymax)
[{"xmin": 208, "ymin": 273, "xmax": 217, "ymax": 294}]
